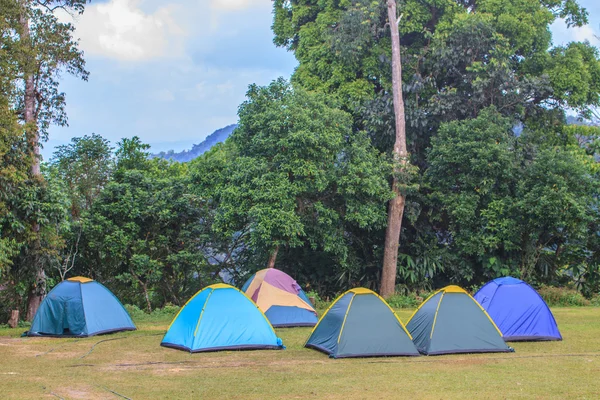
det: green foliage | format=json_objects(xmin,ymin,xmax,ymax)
[
  {"xmin": 0, "ymin": 98, "xmax": 28, "ymax": 274},
  {"xmin": 537, "ymin": 285, "xmax": 590, "ymax": 307},
  {"xmin": 123, "ymin": 304, "xmax": 181, "ymax": 322},
  {"xmin": 385, "ymin": 292, "xmax": 429, "ymax": 309},
  {"xmin": 83, "ymin": 137, "xmax": 218, "ymax": 311},
  {"xmin": 1, "ymin": 0, "xmax": 600, "ymax": 315},
  {"xmin": 305, "ymin": 290, "xmax": 326, "ymax": 309},
  {"xmin": 190, "ymin": 79, "xmax": 391, "ymax": 290},
  {"xmin": 425, "ymin": 107, "xmax": 599, "ymax": 283}
]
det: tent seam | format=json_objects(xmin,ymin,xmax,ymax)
[
  {"xmin": 465, "ymin": 290, "xmax": 503, "ymax": 336},
  {"xmin": 337, "ymin": 293, "xmax": 356, "ymax": 344},
  {"xmin": 429, "ymin": 292, "xmax": 444, "ymax": 340},
  {"xmin": 194, "ymin": 288, "xmax": 215, "ymax": 337},
  {"xmin": 407, "ymin": 288, "xmax": 444, "ymax": 324},
  {"xmin": 78, "ymin": 281, "xmax": 88, "ymax": 336},
  {"xmin": 371, "ymin": 290, "xmax": 413, "ymax": 340},
  {"xmin": 304, "ymin": 289, "xmax": 355, "ymax": 346}
]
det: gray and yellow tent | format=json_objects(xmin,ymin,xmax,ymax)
[
  {"xmin": 406, "ymin": 285, "xmax": 513, "ymax": 355},
  {"xmin": 305, "ymin": 288, "xmax": 419, "ymax": 358}
]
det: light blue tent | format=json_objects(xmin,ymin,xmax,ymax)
[
  {"xmin": 161, "ymin": 284, "xmax": 285, "ymax": 353},
  {"xmin": 27, "ymin": 277, "xmax": 136, "ymax": 337}
]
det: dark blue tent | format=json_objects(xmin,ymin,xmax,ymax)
[
  {"xmin": 474, "ymin": 277, "xmax": 562, "ymax": 341},
  {"xmin": 406, "ymin": 285, "xmax": 512, "ymax": 355},
  {"xmin": 161, "ymin": 284, "xmax": 284, "ymax": 353},
  {"xmin": 305, "ymin": 288, "xmax": 419, "ymax": 358},
  {"xmin": 28, "ymin": 277, "xmax": 135, "ymax": 337}
]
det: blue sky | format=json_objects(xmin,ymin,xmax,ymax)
[{"xmin": 45, "ymin": 0, "xmax": 600, "ymax": 159}]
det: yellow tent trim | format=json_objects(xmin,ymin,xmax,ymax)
[
  {"xmin": 304, "ymin": 289, "xmax": 355, "ymax": 346},
  {"xmin": 233, "ymin": 283, "xmax": 275, "ymax": 330},
  {"xmin": 337, "ymin": 293, "xmax": 356, "ymax": 344},
  {"xmin": 429, "ymin": 292, "xmax": 445, "ymax": 339},
  {"xmin": 407, "ymin": 285, "xmax": 469, "ymax": 323},
  {"xmin": 406, "ymin": 284, "xmax": 503, "ymax": 337},
  {"xmin": 465, "ymin": 290, "xmax": 503, "ymax": 336},
  {"xmin": 443, "ymin": 285, "xmax": 467, "ymax": 293},
  {"xmin": 194, "ymin": 289, "xmax": 215, "ymax": 337},
  {"xmin": 406, "ymin": 288, "xmax": 444, "ymax": 323},
  {"xmin": 67, "ymin": 276, "xmax": 93, "ymax": 283},
  {"xmin": 348, "ymin": 287, "xmax": 373, "ymax": 295},
  {"xmin": 206, "ymin": 283, "xmax": 232, "ymax": 290},
  {"xmin": 355, "ymin": 288, "xmax": 413, "ymax": 340},
  {"xmin": 305, "ymin": 287, "xmax": 415, "ymax": 345},
  {"xmin": 167, "ymin": 283, "xmax": 276, "ymax": 333},
  {"xmin": 167, "ymin": 287, "xmax": 207, "ymax": 331}
]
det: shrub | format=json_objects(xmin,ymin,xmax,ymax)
[
  {"xmin": 386, "ymin": 292, "xmax": 430, "ymax": 309},
  {"xmin": 124, "ymin": 304, "xmax": 146, "ymax": 320},
  {"xmin": 124, "ymin": 304, "xmax": 181, "ymax": 321},
  {"xmin": 537, "ymin": 285, "xmax": 590, "ymax": 307}
]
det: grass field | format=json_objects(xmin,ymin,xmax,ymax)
[{"xmin": 1, "ymin": 307, "xmax": 599, "ymax": 399}]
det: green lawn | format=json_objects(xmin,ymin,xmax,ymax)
[{"xmin": 1, "ymin": 307, "xmax": 599, "ymax": 399}]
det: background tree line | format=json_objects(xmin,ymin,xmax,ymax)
[{"xmin": 1, "ymin": 0, "xmax": 599, "ymax": 319}]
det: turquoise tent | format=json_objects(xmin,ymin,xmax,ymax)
[
  {"xmin": 406, "ymin": 285, "xmax": 513, "ymax": 355},
  {"xmin": 27, "ymin": 277, "xmax": 135, "ymax": 337},
  {"xmin": 305, "ymin": 288, "xmax": 419, "ymax": 358},
  {"xmin": 161, "ymin": 284, "xmax": 284, "ymax": 353}
]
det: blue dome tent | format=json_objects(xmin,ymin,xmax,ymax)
[
  {"xmin": 305, "ymin": 288, "xmax": 419, "ymax": 358},
  {"xmin": 27, "ymin": 277, "xmax": 136, "ymax": 337},
  {"xmin": 161, "ymin": 284, "xmax": 284, "ymax": 353},
  {"xmin": 474, "ymin": 277, "xmax": 562, "ymax": 341},
  {"xmin": 406, "ymin": 285, "xmax": 512, "ymax": 355}
]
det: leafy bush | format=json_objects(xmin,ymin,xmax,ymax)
[
  {"xmin": 0, "ymin": 320, "xmax": 30, "ymax": 329},
  {"xmin": 386, "ymin": 292, "xmax": 430, "ymax": 309},
  {"xmin": 124, "ymin": 304, "xmax": 181, "ymax": 322},
  {"xmin": 589, "ymin": 295, "xmax": 600, "ymax": 307},
  {"xmin": 306, "ymin": 290, "xmax": 329, "ymax": 310},
  {"xmin": 537, "ymin": 285, "xmax": 590, "ymax": 307}
]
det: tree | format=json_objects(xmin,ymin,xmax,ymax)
[
  {"xmin": 426, "ymin": 107, "xmax": 599, "ymax": 283},
  {"xmin": 0, "ymin": 99, "xmax": 28, "ymax": 274},
  {"xmin": 84, "ymin": 138, "xmax": 215, "ymax": 311},
  {"xmin": 47, "ymin": 134, "xmax": 113, "ymax": 280},
  {"xmin": 272, "ymin": 0, "xmax": 599, "ymax": 292},
  {"xmin": 380, "ymin": 0, "xmax": 408, "ymax": 297},
  {"xmin": 1, "ymin": 0, "xmax": 89, "ymax": 319},
  {"xmin": 190, "ymin": 79, "xmax": 391, "ymax": 289}
]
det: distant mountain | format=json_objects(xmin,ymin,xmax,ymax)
[{"xmin": 153, "ymin": 124, "xmax": 237, "ymax": 162}]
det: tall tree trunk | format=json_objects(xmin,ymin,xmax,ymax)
[
  {"xmin": 20, "ymin": 1, "xmax": 45, "ymax": 321},
  {"xmin": 380, "ymin": 0, "xmax": 408, "ymax": 298},
  {"xmin": 142, "ymin": 283, "xmax": 152, "ymax": 313},
  {"xmin": 267, "ymin": 245, "xmax": 279, "ymax": 269}
]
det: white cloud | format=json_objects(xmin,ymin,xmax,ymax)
[
  {"xmin": 210, "ymin": 0, "xmax": 266, "ymax": 11},
  {"xmin": 572, "ymin": 25, "xmax": 600, "ymax": 45},
  {"xmin": 551, "ymin": 20, "xmax": 600, "ymax": 47},
  {"xmin": 60, "ymin": 0, "xmax": 186, "ymax": 61}
]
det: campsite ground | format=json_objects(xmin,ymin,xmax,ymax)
[{"xmin": 1, "ymin": 307, "xmax": 599, "ymax": 399}]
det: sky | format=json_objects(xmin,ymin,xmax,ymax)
[{"xmin": 44, "ymin": 0, "xmax": 600, "ymax": 159}]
